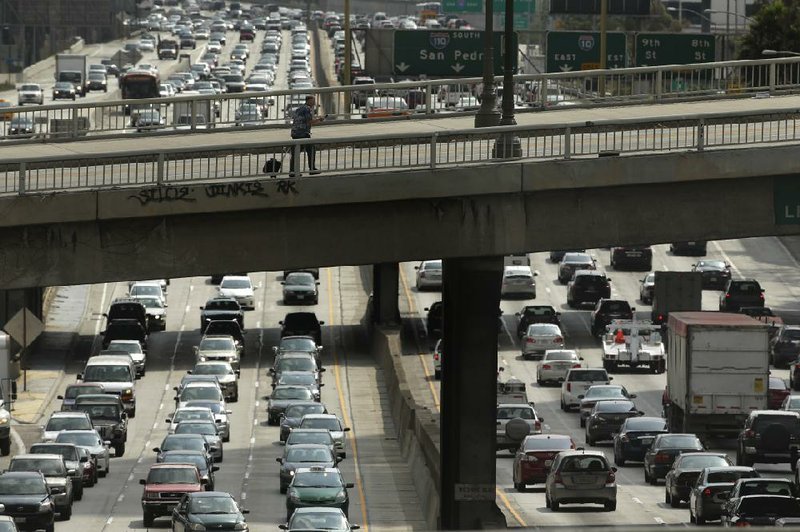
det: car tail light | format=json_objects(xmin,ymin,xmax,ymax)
[
  {"xmin": 554, "ymin": 336, "xmax": 564, "ymax": 343},
  {"xmin": 526, "ymin": 338, "xmax": 536, "ymax": 344},
  {"xmin": 744, "ymin": 429, "xmax": 755, "ymax": 438},
  {"xmin": 573, "ymin": 364, "xmax": 582, "ymax": 368},
  {"xmin": 735, "ymin": 521, "xmax": 750, "ymax": 527},
  {"xmin": 726, "ymin": 293, "xmax": 731, "ymax": 298},
  {"xmin": 542, "ymin": 364, "xmax": 552, "ymax": 370},
  {"xmin": 606, "ymin": 470, "xmax": 616, "ymax": 483},
  {"xmin": 433, "ymin": 353, "xmax": 439, "ymax": 361},
  {"xmin": 657, "ymin": 314, "xmax": 664, "ymax": 322},
  {"xmin": 703, "ymin": 488, "xmax": 712, "ymax": 497},
  {"xmin": 760, "ymin": 293, "xmax": 764, "ymax": 300},
  {"xmin": 523, "ymin": 453, "xmax": 538, "ymax": 462},
  {"xmin": 553, "ymin": 472, "xmax": 563, "ymax": 484},
  {"xmin": 534, "ymin": 420, "xmax": 542, "ymax": 431},
  {"xmin": 654, "ymin": 452, "xmax": 670, "ymax": 463}
]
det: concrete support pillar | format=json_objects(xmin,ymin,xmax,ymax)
[
  {"xmin": 372, "ymin": 263, "xmax": 400, "ymax": 326},
  {"xmin": 440, "ymin": 257, "xmax": 506, "ymax": 529}
]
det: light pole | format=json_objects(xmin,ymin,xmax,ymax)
[
  {"xmin": 762, "ymin": 49, "xmax": 800, "ymax": 57},
  {"xmin": 492, "ymin": 0, "xmax": 521, "ymax": 158},
  {"xmin": 704, "ymin": 9, "xmax": 752, "ymax": 60},
  {"xmin": 666, "ymin": 6, "xmax": 715, "ymax": 27},
  {"xmin": 475, "ymin": 0, "xmax": 499, "ymax": 127}
]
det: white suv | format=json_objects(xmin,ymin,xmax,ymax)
[{"xmin": 560, "ymin": 368, "xmax": 612, "ymax": 412}]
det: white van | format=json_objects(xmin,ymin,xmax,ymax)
[{"xmin": 78, "ymin": 355, "xmax": 137, "ymax": 417}]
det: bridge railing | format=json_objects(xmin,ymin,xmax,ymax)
[
  {"xmin": 1, "ymin": 106, "xmax": 799, "ymax": 195},
  {"xmin": 1, "ymin": 56, "xmax": 800, "ymax": 145}
]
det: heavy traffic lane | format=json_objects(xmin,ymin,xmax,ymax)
[{"xmin": 398, "ymin": 236, "xmax": 800, "ymax": 527}]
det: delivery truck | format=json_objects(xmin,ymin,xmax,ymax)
[{"xmin": 55, "ymin": 54, "xmax": 87, "ymax": 97}]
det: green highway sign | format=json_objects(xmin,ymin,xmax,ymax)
[
  {"xmin": 394, "ymin": 30, "xmax": 518, "ymax": 77},
  {"xmin": 493, "ymin": 0, "xmax": 534, "ymax": 13},
  {"xmin": 546, "ymin": 31, "xmax": 627, "ymax": 72},
  {"xmin": 442, "ymin": 0, "xmax": 483, "ymax": 13},
  {"xmin": 774, "ymin": 176, "xmax": 800, "ymax": 224},
  {"xmin": 635, "ymin": 33, "xmax": 716, "ymax": 66}
]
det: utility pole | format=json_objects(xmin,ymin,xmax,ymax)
[{"xmin": 475, "ymin": 0, "xmax": 499, "ymax": 127}]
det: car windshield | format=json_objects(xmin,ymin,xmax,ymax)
[
  {"xmin": 56, "ymin": 432, "xmax": 100, "ymax": 446},
  {"xmin": 698, "ymin": 260, "xmax": 726, "ymax": 269},
  {"xmin": 740, "ymin": 481, "xmax": 794, "ymax": 496},
  {"xmin": 174, "ymin": 410, "xmax": 214, "ymax": 423},
  {"xmin": 596, "ymin": 401, "xmax": 635, "ymax": 413},
  {"xmin": 163, "ymin": 454, "xmax": 207, "ymax": 472},
  {"xmin": 732, "ymin": 282, "xmax": 761, "ymax": 293},
  {"xmin": 523, "ymin": 437, "xmax": 572, "ymax": 451},
  {"xmin": 789, "ymin": 397, "xmax": 800, "ymax": 409},
  {"xmin": 46, "ymin": 417, "xmax": 92, "ymax": 431},
  {"xmin": 285, "ymin": 404, "xmax": 325, "ymax": 418},
  {"xmin": 563, "ymin": 253, "xmax": 592, "ymax": 264},
  {"xmin": 287, "ymin": 448, "xmax": 333, "ymax": 462},
  {"xmin": 31, "ymin": 445, "xmax": 76, "ymax": 461},
  {"xmin": 677, "ymin": 454, "xmax": 727, "ymax": 468},
  {"xmin": 289, "ymin": 512, "xmax": 347, "ymax": 530},
  {"xmin": 560, "ymin": 456, "xmax": 608, "ymax": 472},
  {"xmin": 163, "ymin": 437, "xmax": 205, "ymax": 452},
  {"xmin": 10, "ymin": 459, "xmax": 64, "ymax": 476},
  {"xmin": 64, "ymin": 385, "xmax": 102, "ymax": 399},
  {"xmin": 76, "ymin": 404, "xmax": 120, "ymax": 420},
  {"xmin": 200, "ymin": 338, "xmax": 235, "ymax": 351},
  {"xmin": 292, "ymin": 471, "xmax": 341, "ymax": 488},
  {"xmin": 602, "ymin": 301, "xmax": 631, "ymax": 313},
  {"xmin": 644, "ymin": 273, "xmax": 655, "ymax": 283},
  {"xmin": 570, "ymin": 370, "xmax": 608, "ymax": 382},
  {"xmin": 277, "ymin": 358, "xmax": 315, "ymax": 372},
  {"xmin": 186, "ymin": 401, "xmax": 224, "ymax": 414},
  {"xmin": 754, "ymin": 415, "xmax": 799, "ymax": 430},
  {"xmin": 528, "ymin": 324, "xmax": 560, "ymax": 335},
  {"xmin": 625, "ymin": 418, "xmax": 667, "ymax": 431},
  {"xmin": 0, "ymin": 477, "xmax": 47, "ymax": 495},
  {"xmin": 20, "ymin": 85, "xmax": 39, "ymax": 91},
  {"xmin": 55, "ymin": 83, "xmax": 73, "ymax": 90},
  {"xmin": 497, "ymin": 407, "xmax": 534, "ymax": 419},
  {"xmin": 771, "ymin": 378, "xmax": 788, "ymax": 390},
  {"xmin": 273, "ymin": 387, "xmax": 312, "ymax": 400},
  {"xmin": 659, "ymin": 435, "xmax": 703, "ymax": 450},
  {"xmin": 708, "ymin": 470, "xmax": 759, "ymax": 483},
  {"xmin": 301, "ymin": 418, "xmax": 340, "ymax": 431},
  {"xmin": 175, "ymin": 423, "xmax": 216, "ymax": 436},
  {"xmin": 738, "ymin": 496, "xmax": 800, "ymax": 516},
  {"xmin": 220, "ymin": 279, "xmax": 251, "ymax": 289},
  {"xmin": 108, "ymin": 342, "xmax": 140, "ymax": 354},
  {"xmin": 130, "ymin": 285, "xmax": 161, "ymax": 297},
  {"xmin": 544, "ymin": 351, "xmax": 576, "ymax": 361},
  {"xmin": 422, "ymin": 260, "xmax": 442, "ymax": 270},
  {"xmin": 181, "ymin": 387, "xmax": 221, "ymax": 402},
  {"xmin": 286, "ymin": 273, "xmax": 315, "ymax": 286},
  {"xmin": 147, "ymin": 468, "xmax": 198, "ymax": 484},
  {"xmin": 585, "ymin": 387, "xmax": 625, "ymax": 399},
  {"xmin": 279, "ymin": 374, "xmax": 315, "ymax": 386},
  {"xmin": 82, "ymin": 365, "xmax": 131, "ymax": 382},
  {"xmin": 188, "ymin": 495, "xmax": 238, "ymax": 514},
  {"xmin": 193, "ymin": 364, "xmax": 231, "ymax": 376},
  {"xmin": 138, "ymin": 297, "xmax": 163, "ymax": 309},
  {"xmin": 783, "ymin": 329, "xmax": 800, "ymax": 341},
  {"xmin": 287, "ymin": 432, "xmax": 333, "ymax": 446}
]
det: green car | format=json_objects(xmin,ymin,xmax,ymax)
[{"xmin": 286, "ymin": 466, "xmax": 353, "ymax": 521}]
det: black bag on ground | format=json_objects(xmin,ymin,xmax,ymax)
[{"xmin": 263, "ymin": 157, "xmax": 281, "ymax": 175}]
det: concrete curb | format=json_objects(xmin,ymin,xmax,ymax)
[{"xmin": 371, "ymin": 326, "xmax": 441, "ymax": 528}]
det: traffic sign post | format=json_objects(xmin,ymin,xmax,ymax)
[
  {"xmin": 635, "ymin": 33, "xmax": 716, "ymax": 67},
  {"xmin": 545, "ymin": 31, "xmax": 627, "ymax": 72},
  {"xmin": 394, "ymin": 30, "xmax": 518, "ymax": 77}
]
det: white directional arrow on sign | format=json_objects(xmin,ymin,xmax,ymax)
[
  {"xmin": 451, "ymin": 63, "xmax": 465, "ymax": 73},
  {"xmin": 396, "ymin": 62, "xmax": 410, "ymax": 72},
  {"xmin": 559, "ymin": 64, "xmax": 573, "ymax": 72}
]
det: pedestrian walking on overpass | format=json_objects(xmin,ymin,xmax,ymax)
[{"xmin": 289, "ymin": 95, "xmax": 324, "ymax": 176}]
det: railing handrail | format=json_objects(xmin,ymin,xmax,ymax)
[
  {"xmin": 5, "ymin": 105, "xmax": 799, "ymax": 166},
  {"xmin": 2, "ymin": 55, "xmax": 800, "ymax": 116}
]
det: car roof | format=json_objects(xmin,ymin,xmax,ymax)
[
  {"xmin": 13, "ymin": 453, "xmax": 63, "ymax": 461},
  {"xmin": 294, "ymin": 466, "xmax": 339, "ymax": 474},
  {"xmin": 556, "ymin": 449, "xmax": 606, "ymax": 458},
  {"xmin": 750, "ymin": 410, "xmax": 800, "ymax": 418},
  {"xmin": 504, "ymin": 266, "xmax": 532, "ymax": 274},
  {"xmin": 301, "ymin": 414, "xmax": 337, "ymax": 420},
  {"xmin": 148, "ymin": 462, "xmax": 198, "ymax": 469},
  {"xmin": 220, "ymin": 275, "xmax": 250, "ymax": 282},
  {"xmin": 184, "ymin": 381, "xmax": 221, "ymax": 388},
  {"xmin": 50, "ymin": 411, "xmax": 91, "ymax": 418}
]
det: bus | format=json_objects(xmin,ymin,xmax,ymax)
[
  {"xmin": 416, "ymin": 2, "xmax": 442, "ymax": 22},
  {"xmin": 120, "ymin": 70, "xmax": 160, "ymax": 116}
]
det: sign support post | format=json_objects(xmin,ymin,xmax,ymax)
[
  {"xmin": 475, "ymin": 0, "xmax": 500, "ymax": 127},
  {"xmin": 494, "ymin": 0, "xmax": 521, "ymax": 157}
]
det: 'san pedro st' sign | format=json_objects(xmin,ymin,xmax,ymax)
[{"xmin": 394, "ymin": 29, "xmax": 517, "ymax": 77}]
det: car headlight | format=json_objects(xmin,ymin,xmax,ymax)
[
  {"xmin": 122, "ymin": 388, "xmax": 134, "ymax": 400},
  {"xmin": 188, "ymin": 523, "xmax": 206, "ymax": 531},
  {"xmin": 334, "ymin": 489, "xmax": 347, "ymax": 502},
  {"xmin": 233, "ymin": 523, "xmax": 248, "ymax": 531},
  {"xmin": 199, "ymin": 355, "xmax": 208, "ymax": 361},
  {"xmin": 0, "ymin": 417, "xmax": 9, "ymax": 425},
  {"xmin": 288, "ymin": 491, "xmax": 301, "ymax": 503},
  {"xmin": 39, "ymin": 501, "xmax": 53, "ymax": 511}
]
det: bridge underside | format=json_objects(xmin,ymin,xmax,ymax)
[{"xmin": 0, "ymin": 145, "xmax": 798, "ymax": 289}]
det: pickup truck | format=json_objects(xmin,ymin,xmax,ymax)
[
  {"xmin": 140, "ymin": 463, "xmax": 204, "ymax": 527},
  {"xmin": 200, "ymin": 297, "xmax": 244, "ymax": 333}
]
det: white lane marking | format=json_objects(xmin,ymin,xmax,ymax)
[
  {"xmin": 189, "ymin": 285, "xmax": 194, "ymax": 292},
  {"xmin": 256, "ymin": 321, "xmax": 262, "ymax": 328},
  {"xmin": 106, "ymin": 517, "xmax": 113, "ymax": 525},
  {"xmin": 152, "ymin": 422, "xmax": 158, "ymax": 430},
  {"xmin": 245, "ymin": 472, "xmax": 250, "ymax": 479},
  {"xmin": 137, "ymin": 457, "xmax": 143, "ymax": 464},
  {"xmin": 95, "ymin": 283, "xmax": 109, "ymax": 335},
  {"xmin": 250, "ymin": 437, "xmax": 255, "ymax": 445},
  {"xmin": 255, "ymin": 381, "xmax": 259, "ymax": 388},
  {"xmin": 241, "ymin": 492, "xmax": 247, "ymax": 500},
  {"xmin": 545, "ymin": 286, "xmax": 551, "ymax": 294},
  {"xmin": 632, "ymin": 497, "xmax": 643, "ymax": 505},
  {"xmin": 158, "ymin": 403, "xmax": 163, "ymax": 410},
  {"xmin": 654, "ymin": 517, "xmax": 665, "ymax": 525},
  {"xmin": 180, "ymin": 324, "xmax": 185, "ymax": 332},
  {"xmin": 253, "ymin": 419, "xmax": 257, "ymax": 426},
  {"xmin": 164, "ymin": 384, "xmax": 170, "ymax": 391},
  {"xmin": 128, "ymin": 473, "xmax": 134, "ymax": 481},
  {"xmin": 185, "ymin": 304, "xmax": 190, "ymax": 313},
  {"xmin": 255, "ymin": 400, "xmax": 260, "ymax": 407},
  {"xmin": 501, "ymin": 358, "xmax": 508, "ymax": 366},
  {"xmin": 145, "ymin": 440, "xmax": 150, "ymax": 448},
  {"xmin": 117, "ymin": 494, "xmax": 124, "ymax": 502}
]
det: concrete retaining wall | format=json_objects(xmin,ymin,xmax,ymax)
[{"xmin": 371, "ymin": 326, "xmax": 441, "ymax": 529}]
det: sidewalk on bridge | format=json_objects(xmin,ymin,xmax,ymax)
[{"xmin": 4, "ymin": 93, "xmax": 800, "ymax": 163}]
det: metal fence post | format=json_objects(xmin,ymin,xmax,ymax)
[
  {"xmin": 769, "ymin": 63, "xmax": 777, "ymax": 94},
  {"xmin": 425, "ymin": 82, "xmax": 433, "ymax": 115},
  {"xmin": 71, "ymin": 107, "xmax": 79, "ymax": 139},
  {"xmin": 697, "ymin": 119, "xmax": 705, "ymax": 151},
  {"xmin": 430, "ymin": 133, "xmax": 438, "ymax": 169},
  {"xmin": 18, "ymin": 162, "xmax": 26, "ymax": 195},
  {"xmin": 655, "ymin": 70, "xmax": 663, "ymax": 102},
  {"xmin": 157, "ymin": 152, "xmax": 165, "ymax": 185},
  {"xmin": 293, "ymin": 143, "xmax": 302, "ymax": 173},
  {"xmin": 540, "ymin": 77, "xmax": 548, "ymax": 107},
  {"xmin": 190, "ymin": 99, "xmax": 196, "ymax": 131},
  {"xmin": 564, "ymin": 127, "xmax": 571, "ymax": 159}
]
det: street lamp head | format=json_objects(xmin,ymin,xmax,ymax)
[{"xmin": 762, "ymin": 49, "xmax": 778, "ymax": 56}]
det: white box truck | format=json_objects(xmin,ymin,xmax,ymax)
[
  {"xmin": 55, "ymin": 54, "xmax": 87, "ymax": 97},
  {"xmin": 665, "ymin": 312, "xmax": 769, "ymax": 438}
]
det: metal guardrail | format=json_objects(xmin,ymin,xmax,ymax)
[
  {"xmin": 1, "ymin": 106, "xmax": 799, "ymax": 195},
  {"xmin": 1, "ymin": 56, "xmax": 800, "ymax": 144}
]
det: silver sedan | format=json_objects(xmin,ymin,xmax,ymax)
[
  {"xmin": 537, "ymin": 350, "xmax": 583, "ymax": 385},
  {"xmin": 522, "ymin": 324, "xmax": 565, "ymax": 360}
]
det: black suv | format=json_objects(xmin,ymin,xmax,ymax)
[
  {"xmin": 101, "ymin": 318, "xmax": 147, "ymax": 350},
  {"xmin": 280, "ymin": 312, "xmax": 324, "ymax": 344},
  {"xmin": 515, "ymin": 305, "xmax": 561, "ymax": 337},
  {"xmin": 610, "ymin": 246, "xmax": 653, "ymax": 271},
  {"xmin": 590, "ymin": 299, "xmax": 633, "ymax": 337},
  {"xmin": 425, "ymin": 301, "xmax": 442, "ymax": 337},
  {"xmin": 72, "ymin": 395, "xmax": 128, "ymax": 457},
  {"xmin": 0, "ymin": 471, "xmax": 55, "ymax": 531},
  {"xmin": 104, "ymin": 298, "xmax": 148, "ymax": 333},
  {"xmin": 567, "ymin": 271, "xmax": 611, "ymax": 308},
  {"xmin": 204, "ymin": 320, "xmax": 246, "ymax": 355},
  {"xmin": 737, "ymin": 410, "xmax": 800, "ymax": 470},
  {"xmin": 200, "ymin": 297, "xmax": 244, "ymax": 333},
  {"xmin": 720, "ymin": 279, "xmax": 765, "ymax": 312}
]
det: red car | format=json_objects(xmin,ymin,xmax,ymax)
[
  {"xmin": 770, "ymin": 376, "xmax": 791, "ymax": 410},
  {"xmin": 512, "ymin": 434, "xmax": 574, "ymax": 491},
  {"xmin": 78, "ymin": 447, "xmax": 98, "ymax": 487}
]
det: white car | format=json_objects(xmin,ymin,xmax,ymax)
[
  {"xmin": 560, "ymin": 368, "xmax": 613, "ymax": 411},
  {"xmin": 139, "ymin": 39, "xmax": 155, "ymax": 52},
  {"xmin": 521, "ymin": 323, "xmax": 564, "ymax": 360},
  {"xmin": 195, "ymin": 335, "xmax": 240, "ymax": 370},
  {"xmin": 218, "ymin": 275, "xmax": 255, "ymax": 309},
  {"xmin": 129, "ymin": 281, "xmax": 166, "ymax": 306},
  {"xmin": 455, "ymin": 96, "xmax": 480, "ymax": 112},
  {"xmin": 159, "ymin": 83, "xmax": 176, "ymax": 98},
  {"xmin": 536, "ymin": 349, "xmax": 582, "ymax": 385},
  {"xmin": 107, "ymin": 339, "xmax": 147, "ymax": 377},
  {"xmin": 500, "ymin": 265, "xmax": 537, "ymax": 299},
  {"xmin": 207, "ymin": 40, "xmax": 223, "ymax": 54},
  {"xmin": 17, "ymin": 83, "xmax": 43, "ymax": 105},
  {"xmin": 415, "ymin": 260, "xmax": 442, "ymax": 290}
]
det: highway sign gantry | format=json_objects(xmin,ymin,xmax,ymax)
[
  {"xmin": 546, "ymin": 31, "xmax": 627, "ymax": 72},
  {"xmin": 635, "ymin": 33, "xmax": 716, "ymax": 67},
  {"xmin": 394, "ymin": 30, "xmax": 518, "ymax": 77}
]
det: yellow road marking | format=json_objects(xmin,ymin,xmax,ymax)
[
  {"xmin": 397, "ymin": 265, "xmax": 528, "ymax": 526},
  {"xmin": 327, "ymin": 268, "xmax": 369, "ymax": 532}
]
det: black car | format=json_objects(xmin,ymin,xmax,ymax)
[
  {"xmin": 101, "ymin": 318, "xmax": 146, "ymax": 350},
  {"xmin": 772, "ymin": 326, "xmax": 800, "ymax": 368},
  {"xmin": 425, "ymin": 301, "xmax": 442, "ymax": 337},
  {"xmin": 549, "ymin": 249, "xmax": 585, "ymax": 263},
  {"xmin": 0, "ymin": 472, "xmax": 55, "ymax": 532},
  {"xmin": 737, "ymin": 410, "xmax": 800, "ymax": 469},
  {"xmin": 515, "ymin": 305, "xmax": 560, "ymax": 337},
  {"xmin": 200, "ymin": 297, "xmax": 244, "ymax": 333},
  {"xmin": 610, "ymin": 246, "xmax": 652, "ymax": 270},
  {"xmin": 664, "ymin": 452, "xmax": 732, "ymax": 507},
  {"xmin": 52, "ymin": 81, "xmax": 77, "ymax": 100},
  {"xmin": 280, "ymin": 313, "xmax": 324, "ymax": 344},
  {"xmin": 8, "ymin": 117, "xmax": 35, "ymax": 137},
  {"xmin": 584, "ymin": 400, "xmax": 643, "ymax": 446},
  {"xmin": 179, "ymin": 33, "xmax": 197, "ymax": 49},
  {"xmin": 557, "ymin": 252, "xmax": 596, "ymax": 284},
  {"xmin": 590, "ymin": 299, "xmax": 633, "ymax": 337},
  {"xmin": 670, "ymin": 241, "xmax": 707, "ymax": 256},
  {"xmin": 171, "ymin": 492, "xmax": 248, "ymax": 530},
  {"xmin": 721, "ymin": 495, "xmax": 800, "ymax": 527},
  {"xmin": 612, "ymin": 416, "xmax": 667, "ymax": 466},
  {"xmin": 691, "ymin": 259, "xmax": 731, "ymax": 290},
  {"xmin": 719, "ymin": 279, "xmax": 765, "ymax": 312},
  {"xmin": 643, "ymin": 433, "xmax": 705, "ymax": 485},
  {"xmin": 567, "ymin": 271, "xmax": 611, "ymax": 308},
  {"xmin": 105, "ymin": 298, "xmax": 149, "ymax": 333}
]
